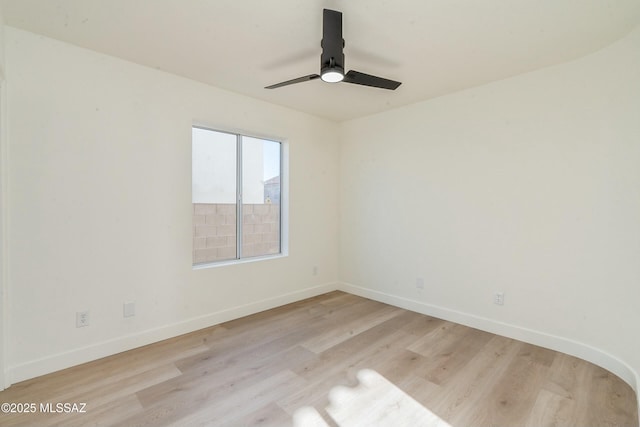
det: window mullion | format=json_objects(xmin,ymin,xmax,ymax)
[
  {"xmin": 278, "ymin": 142, "xmax": 283, "ymax": 254},
  {"xmin": 236, "ymin": 135, "xmax": 243, "ymax": 260}
]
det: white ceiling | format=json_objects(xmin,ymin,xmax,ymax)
[{"xmin": 2, "ymin": 0, "xmax": 640, "ymax": 121}]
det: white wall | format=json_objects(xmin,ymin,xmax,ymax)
[
  {"xmin": 5, "ymin": 27, "xmax": 339, "ymax": 382},
  {"xmin": 340, "ymin": 26, "xmax": 640, "ymax": 393}
]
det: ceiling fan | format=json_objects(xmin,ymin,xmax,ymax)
[{"xmin": 265, "ymin": 9, "xmax": 402, "ymax": 90}]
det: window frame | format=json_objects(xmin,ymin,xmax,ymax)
[{"xmin": 192, "ymin": 125, "xmax": 287, "ymax": 268}]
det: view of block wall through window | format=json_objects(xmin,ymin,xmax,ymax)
[{"xmin": 192, "ymin": 127, "xmax": 281, "ymax": 265}]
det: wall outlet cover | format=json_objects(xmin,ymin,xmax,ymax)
[
  {"xmin": 76, "ymin": 311, "xmax": 90, "ymax": 327},
  {"xmin": 123, "ymin": 302, "xmax": 135, "ymax": 318}
]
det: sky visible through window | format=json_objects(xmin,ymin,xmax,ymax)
[{"xmin": 263, "ymin": 140, "xmax": 280, "ymax": 181}]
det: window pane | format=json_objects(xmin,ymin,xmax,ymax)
[
  {"xmin": 192, "ymin": 128, "xmax": 237, "ymax": 264},
  {"xmin": 242, "ymin": 136, "xmax": 281, "ymax": 258}
]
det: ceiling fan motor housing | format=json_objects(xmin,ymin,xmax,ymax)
[{"xmin": 320, "ymin": 9, "xmax": 345, "ymax": 79}]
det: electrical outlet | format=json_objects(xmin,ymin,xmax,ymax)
[
  {"xmin": 494, "ymin": 292, "xmax": 505, "ymax": 306},
  {"xmin": 123, "ymin": 301, "xmax": 135, "ymax": 318},
  {"xmin": 416, "ymin": 278, "xmax": 424, "ymax": 289},
  {"xmin": 76, "ymin": 310, "xmax": 90, "ymax": 328},
  {"xmin": 312, "ymin": 266, "xmax": 318, "ymax": 276}
]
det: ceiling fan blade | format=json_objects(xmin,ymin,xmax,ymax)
[
  {"xmin": 265, "ymin": 74, "xmax": 320, "ymax": 89},
  {"xmin": 344, "ymin": 70, "xmax": 402, "ymax": 90}
]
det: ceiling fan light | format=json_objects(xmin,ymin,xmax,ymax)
[{"xmin": 321, "ymin": 69, "xmax": 344, "ymax": 83}]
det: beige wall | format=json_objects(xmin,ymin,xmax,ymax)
[
  {"xmin": 340, "ymin": 26, "xmax": 640, "ymax": 393},
  {"xmin": 5, "ymin": 26, "xmax": 339, "ymax": 382}
]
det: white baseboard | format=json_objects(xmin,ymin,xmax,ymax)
[
  {"xmin": 8, "ymin": 282, "xmax": 338, "ymax": 385},
  {"xmin": 337, "ymin": 281, "xmax": 639, "ymax": 402}
]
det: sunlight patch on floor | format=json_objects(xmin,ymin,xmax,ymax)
[{"xmin": 293, "ymin": 369, "xmax": 451, "ymax": 427}]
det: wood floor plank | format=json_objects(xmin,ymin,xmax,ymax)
[
  {"xmin": 406, "ymin": 321, "xmax": 468, "ymax": 358},
  {"xmin": 135, "ymin": 344, "xmax": 316, "ymax": 412},
  {"xmin": 543, "ymin": 351, "xmax": 590, "ymax": 400},
  {"xmin": 301, "ymin": 304, "xmax": 402, "ymax": 354},
  {"xmin": 164, "ymin": 369, "xmax": 306, "ymax": 427},
  {"xmin": 172, "ymin": 323, "xmax": 320, "ymax": 378},
  {"xmin": 226, "ymin": 402, "xmax": 294, "ymax": 427},
  {"xmin": 430, "ymin": 335, "xmax": 522, "ymax": 424},
  {"xmin": 49, "ymin": 395, "xmax": 145, "ymax": 427},
  {"xmin": 524, "ymin": 388, "xmax": 575, "ymax": 427},
  {"xmin": 0, "ymin": 291, "xmax": 636, "ymax": 427},
  {"xmin": 293, "ymin": 326, "xmax": 415, "ymax": 383},
  {"xmin": 326, "ymin": 369, "xmax": 451, "ymax": 427},
  {"xmin": 3, "ymin": 340, "xmax": 211, "ymax": 403},
  {"xmin": 463, "ymin": 341, "xmax": 555, "ymax": 427},
  {"xmin": 279, "ymin": 329, "xmax": 416, "ymax": 414},
  {"xmin": 63, "ymin": 363, "xmax": 181, "ymax": 411},
  {"xmin": 395, "ymin": 311, "xmax": 447, "ymax": 337},
  {"xmin": 421, "ymin": 327, "xmax": 494, "ymax": 386},
  {"xmin": 583, "ymin": 366, "xmax": 639, "ymax": 427}
]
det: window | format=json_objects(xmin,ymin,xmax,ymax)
[{"xmin": 192, "ymin": 127, "xmax": 282, "ymax": 265}]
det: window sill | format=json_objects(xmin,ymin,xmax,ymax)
[{"xmin": 192, "ymin": 253, "xmax": 287, "ymax": 270}]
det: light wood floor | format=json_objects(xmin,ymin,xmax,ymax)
[{"xmin": 0, "ymin": 291, "xmax": 637, "ymax": 426}]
